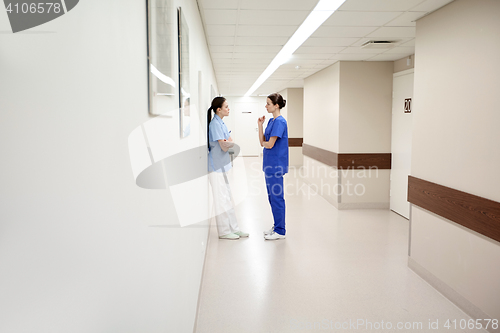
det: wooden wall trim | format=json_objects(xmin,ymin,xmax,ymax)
[
  {"xmin": 338, "ymin": 153, "xmax": 392, "ymax": 169},
  {"xmin": 302, "ymin": 143, "xmax": 338, "ymax": 167},
  {"xmin": 408, "ymin": 176, "xmax": 500, "ymax": 243},
  {"xmin": 288, "ymin": 138, "xmax": 303, "ymax": 147},
  {"xmin": 302, "ymin": 143, "xmax": 391, "ymax": 169}
]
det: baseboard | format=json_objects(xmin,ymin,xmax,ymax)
[{"xmin": 408, "ymin": 257, "xmax": 497, "ymax": 333}]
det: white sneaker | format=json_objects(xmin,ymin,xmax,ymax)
[
  {"xmin": 263, "ymin": 226, "xmax": 274, "ymax": 236},
  {"xmin": 264, "ymin": 231, "xmax": 285, "ymax": 240},
  {"xmin": 234, "ymin": 230, "xmax": 249, "ymax": 237},
  {"xmin": 219, "ymin": 233, "xmax": 240, "ymax": 240}
]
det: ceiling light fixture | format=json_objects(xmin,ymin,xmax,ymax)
[{"xmin": 243, "ymin": 0, "xmax": 346, "ymax": 97}]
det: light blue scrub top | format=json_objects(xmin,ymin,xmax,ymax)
[
  {"xmin": 208, "ymin": 114, "xmax": 232, "ymax": 173},
  {"xmin": 263, "ymin": 115, "xmax": 289, "ymax": 175}
]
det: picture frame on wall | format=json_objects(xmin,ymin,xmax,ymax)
[
  {"xmin": 178, "ymin": 7, "xmax": 190, "ymax": 138},
  {"xmin": 146, "ymin": 0, "xmax": 177, "ymax": 116}
]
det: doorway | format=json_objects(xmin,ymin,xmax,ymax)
[{"xmin": 390, "ymin": 69, "xmax": 414, "ymax": 219}]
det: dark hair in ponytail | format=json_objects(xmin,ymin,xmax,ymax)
[
  {"xmin": 267, "ymin": 93, "xmax": 286, "ymax": 109},
  {"xmin": 207, "ymin": 96, "xmax": 227, "ymax": 149}
]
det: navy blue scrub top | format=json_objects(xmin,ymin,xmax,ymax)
[
  {"xmin": 263, "ymin": 115, "xmax": 289, "ymax": 175},
  {"xmin": 208, "ymin": 114, "xmax": 232, "ymax": 173}
]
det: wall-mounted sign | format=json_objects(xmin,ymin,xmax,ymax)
[{"xmin": 404, "ymin": 98, "xmax": 412, "ymax": 113}]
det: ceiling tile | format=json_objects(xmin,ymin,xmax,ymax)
[
  {"xmin": 209, "ymin": 45, "xmax": 234, "ymax": 53},
  {"xmin": 410, "ymin": 0, "xmax": 455, "ymax": 12},
  {"xmin": 198, "ymin": 0, "xmax": 239, "ymax": 10},
  {"xmin": 400, "ymin": 39, "xmax": 416, "ymax": 46},
  {"xmin": 269, "ymin": 71, "xmax": 301, "ymax": 80},
  {"xmin": 331, "ymin": 54, "xmax": 374, "ymax": 61},
  {"xmin": 237, "ymin": 25, "xmax": 298, "ymax": 37},
  {"xmin": 233, "ymin": 52, "xmax": 277, "ymax": 59},
  {"xmin": 293, "ymin": 46, "xmax": 346, "ymax": 54},
  {"xmin": 211, "ymin": 53, "xmax": 234, "ymax": 59},
  {"xmin": 302, "ymin": 37, "xmax": 360, "ymax": 47},
  {"xmin": 340, "ymin": 46, "xmax": 390, "ymax": 54},
  {"xmin": 238, "ymin": 10, "xmax": 309, "ymax": 26},
  {"xmin": 284, "ymin": 79, "xmax": 304, "ymax": 87},
  {"xmin": 228, "ymin": 65, "xmax": 268, "ymax": 70},
  {"xmin": 284, "ymin": 59, "xmax": 327, "ymax": 67},
  {"xmin": 289, "ymin": 53, "xmax": 333, "ymax": 60},
  {"xmin": 206, "ymin": 24, "xmax": 236, "ymax": 36},
  {"xmin": 385, "ymin": 12, "xmax": 427, "ymax": 26},
  {"xmin": 230, "ymin": 58, "xmax": 273, "ymax": 64},
  {"xmin": 233, "ymin": 45, "xmax": 282, "ymax": 53},
  {"xmin": 367, "ymin": 27, "xmax": 416, "ymax": 38},
  {"xmin": 324, "ymin": 11, "xmax": 401, "ymax": 26},
  {"xmin": 235, "ymin": 36, "xmax": 288, "ymax": 46},
  {"xmin": 323, "ymin": 12, "xmax": 401, "ymax": 27},
  {"xmin": 212, "ymin": 59, "xmax": 233, "ymax": 65},
  {"xmin": 279, "ymin": 65, "xmax": 318, "ymax": 73},
  {"xmin": 339, "ymin": 0, "xmax": 424, "ymax": 12},
  {"xmin": 319, "ymin": 58, "xmax": 340, "ymax": 67},
  {"xmin": 239, "ymin": 0, "xmax": 317, "ymax": 11},
  {"xmin": 209, "ymin": 36, "xmax": 235, "ymax": 46},
  {"xmin": 311, "ymin": 26, "xmax": 378, "ymax": 38},
  {"xmin": 203, "ymin": 10, "xmax": 238, "ymax": 24}
]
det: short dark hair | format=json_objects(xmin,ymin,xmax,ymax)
[{"xmin": 267, "ymin": 93, "xmax": 286, "ymax": 109}]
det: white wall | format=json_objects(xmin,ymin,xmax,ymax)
[
  {"xmin": 285, "ymin": 88, "xmax": 304, "ymax": 138},
  {"xmin": 303, "ymin": 61, "xmax": 392, "ymax": 209},
  {"xmin": 0, "ymin": 0, "xmax": 217, "ymax": 332},
  {"xmin": 279, "ymin": 88, "xmax": 304, "ymax": 167},
  {"xmin": 339, "ymin": 61, "xmax": 393, "ymax": 153},
  {"xmin": 223, "ymin": 96, "xmax": 267, "ymax": 156},
  {"xmin": 410, "ymin": 0, "xmax": 500, "ymax": 321},
  {"xmin": 394, "ymin": 54, "xmax": 415, "ymax": 73},
  {"xmin": 304, "ymin": 62, "xmax": 340, "ymax": 153}
]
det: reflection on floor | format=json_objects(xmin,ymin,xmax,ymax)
[{"xmin": 195, "ymin": 157, "xmax": 474, "ymax": 333}]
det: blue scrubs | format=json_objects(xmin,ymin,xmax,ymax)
[
  {"xmin": 208, "ymin": 114, "xmax": 232, "ymax": 173},
  {"xmin": 263, "ymin": 115, "xmax": 289, "ymax": 235}
]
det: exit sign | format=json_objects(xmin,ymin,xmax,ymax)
[{"xmin": 404, "ymin": 98, "xmax": 412, "ymax": 113}]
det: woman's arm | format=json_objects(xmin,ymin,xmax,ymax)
[
  {"xmin": 258, "ymin": 126, "xmax": 265, "ymax": 147},
  {"xmin": 218, "ymin": 139, "xmax": 234, "ymax": 152},
  {"xmin": 257, "ymin": 116, "xmax": 265, "ymax": 147},
  {"xmin": 262, "ymin": 136, "xmax": 278, "ymax": 149}
]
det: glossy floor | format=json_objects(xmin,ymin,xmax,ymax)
[{"xmin": 195, "ymin": 157, "xmax": 475, "ymax": 333}]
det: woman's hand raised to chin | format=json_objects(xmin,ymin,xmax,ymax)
[{"xmin": 257, "ymin": 115, "xmax": 265, "ymax": 126}]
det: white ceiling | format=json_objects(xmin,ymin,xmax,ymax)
[{"xmin": 197, "ymin": 0, "xmax": 455, "ymax": 96}]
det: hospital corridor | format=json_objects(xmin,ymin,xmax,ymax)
[
  {"xmin": 194, "ymin": 157, "xmax": 474, "ymax": 332},
  {"xmin": 1, "ymin": 0, "xmax": 499, "ymax": 332}
]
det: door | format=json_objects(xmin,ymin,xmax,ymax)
[
  {"xmin": 234, "ymin": 102, "xmax": 261, "ymax": 156},
  {"xmin": 390, "ymin": 69, "xmax": 414, "ymax": 219}
]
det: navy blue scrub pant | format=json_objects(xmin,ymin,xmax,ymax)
[{"xmin": 265, "ymin": 173, "xmax": 286, "ymax": 235}]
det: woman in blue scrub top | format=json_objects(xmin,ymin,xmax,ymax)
[
  {"xmin": 207, "ymin": 96, "xmax": 249, "ymax": 240},
  {"xmin": 257, "ymin": 93, "xmax": 288, "ymax": 241}
]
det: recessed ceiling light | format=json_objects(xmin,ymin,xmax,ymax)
[{"xmin": 244, "ymin": 0, "xmax": 347, "ymax": 97}]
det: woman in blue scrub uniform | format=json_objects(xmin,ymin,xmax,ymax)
[
  {"xmin": 208, "ymin": 96, "xmax": 249, "ymax": 240},
  {"xmin": 257, "ymin": 93, "xmax": 288, "ymax": 240}
]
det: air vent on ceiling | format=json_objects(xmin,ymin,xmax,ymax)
[{"xmin": 361, "ymin": 40, "xmax": 395, "ymax": 49}]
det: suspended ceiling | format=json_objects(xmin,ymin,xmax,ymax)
[{"xmin": 197, "ymin": 0, "xmax": 455, "ymax": 96}]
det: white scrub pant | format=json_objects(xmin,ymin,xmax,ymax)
[{"xmin": 208, "ymin": 171, "xmax": 240, "ymax": 236}]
